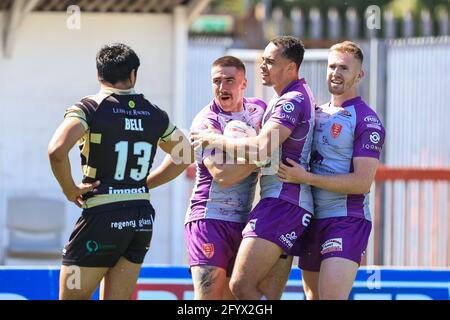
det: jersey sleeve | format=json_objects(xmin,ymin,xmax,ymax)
[
  {"xmin": 353, "ymin": 117, "xmax": 386, "ymax": 159},
  {"xmin": 150, "ymin": 107, "xmax": 176, "ymax": 143},
  {"xmin": 190, "ymin": 114, "xmax": 222, "ymax": 163},
  {"xmin": 64, "ymin": 98, "xmax": 98, "ymax": 131},
  {"xmin": 267, "ymin": 93, "xmax": 306, "ymax": 131}
]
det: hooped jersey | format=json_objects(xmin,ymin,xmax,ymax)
[{"xmin": 64, "ymin": 87, "xmax": 175, "ymax": 210}]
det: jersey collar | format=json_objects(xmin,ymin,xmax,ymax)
[
  {"xmin": 100, "ymin": 86, "xmax": 136, "ymax": 95},
  {"xmin": 341, "ymin": 96, "xmax": 362, "ymax": 108},
  {"xmin": 280, "ymin": 78, "xmax": 306, "ymax": 96}
]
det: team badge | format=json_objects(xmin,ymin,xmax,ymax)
[
  {"xmin": 202, "ymin": 243, "xmax": 215, "ymax": 259},
  {"xmin": 331, "ymin": 123, "xmax": 343, "ymax": 139}
]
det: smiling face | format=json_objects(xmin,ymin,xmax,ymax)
[
  {"xmin": 327, "ymin": 50, "xmax": 364, "ymax": 97},
  {"xmin": 259, "ymin": 42, "xmax": 296, "ymax": 95},
  {"xmin": 211, "ymin": 65, "xmax": 247, "ymax": 112}
]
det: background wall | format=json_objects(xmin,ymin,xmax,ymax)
[{"xmin": 0, "ymin": 12, "xmax": 179, "ymax": 264}]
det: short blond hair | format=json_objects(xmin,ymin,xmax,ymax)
[{"xmin": 330, "ymin": 41, "xmax": 364, "ymax": 63}]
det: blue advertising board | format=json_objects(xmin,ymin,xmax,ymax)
[{"xmin": 0, "ymin": 266, "xmax": 448, "ymax": 300}]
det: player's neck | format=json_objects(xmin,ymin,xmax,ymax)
[
  {"xmin": 274, "ymin": 77, "xmax": 298, "ymax": 96},
  {"xmin": 101, "ymin": 81, "xmax": 134, "ymax": 91},
  {"xmin": 219, "ymin": 101, "xmax": 244, "ymax": 113},
  {"xmin": 331, "ymin": 90, "xmax": 358, "ymax": 107}
]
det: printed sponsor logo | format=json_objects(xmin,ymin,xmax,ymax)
[
  {"xmin": 113, "ymin": 108, "xmax": 151, "ymax": 117},
  {"xmin": 280, "ymin": 113, "xmax": 296, "ymax": 124},
  {"xmin": 279, "ymin": 231, "xmax": 297, "ymax": 249},
  {"xmin": 86, "ymin": 240, "xmax": 117, "ymax": 255},
  {"xmin": 370, "ymin": 132, "xmax": 381, "ymax": 144},
  {"xmin": 331, "ymin": 123, "xmax": 343, "ymax": 139},
  {"xmin": 363, "ymin": 144, "xmax": 382, "ymax": 152},
  {"xmin": 108, "ymin": 186, "xmax": 147, "ymax": 194},
  {"xmin": 366, "ymin": 123, "xmax": 382, "ymax": 130},
  {"xmin": 138, "ymin": 218, "xmax": 153, "ymax": 228},
  {"xmin": 243, "ymin": 219, "xmax": 257, "ymax": 234},
  {"xmin": 86, "ymin": 240, "xmax": 99, "ymax": 253},
  {"xmin": 364, "ymin": 115, "xmax": 381, "ymax": 125},
  {"xmin": 292, "ymin": 93, "xmax": 304, "ymax": 104},
  {"xmin": 321, "ymin": 238, "xmax": 343, "ymax": 255},
  {"xmin": 282, "ymin": 102, "xmax": 295, "ymax": 113},
  {"xmin": 202, "ymin": 243, "xmax": 215, "ymax": 259},
  {"xmin": 111, "ymin": 220, "xmax": 137, "ymax": 230}
]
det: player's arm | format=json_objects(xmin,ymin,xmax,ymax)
[
  {"xmin": 204, "ymin": 154, "xmax": 257, "ymax": 189},
  {"xmin": 48, "ymin": 118, "xmax": 100, "ymax": 207},
  {"xmin": 192, "ymin": 120, "xmax": 292, "ymax": 163},
  {"xmin": 278, "ymin": 157, "xmax": 379, "ymax": 194},
  {"xmin": 146, "ymin": 128, "xmax": 194, "ymax": 189}
]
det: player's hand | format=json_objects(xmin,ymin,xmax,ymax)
[
  {"xmin": 65, "ymin": 181, "xmax": 101, "ymax": 208},
  {"xmin": 277, "ymin": 158, "xmax": 309, "ymax": 184},
  {"xmin": 190, "ymin": 130, "xmax": 223, "ymax": 151}
]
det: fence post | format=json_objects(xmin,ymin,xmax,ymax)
[
  {"xmin": 309, "ymin": 7, "xmax": 323, "ymax": 40},
  {"xmin": 438, "ymin": 9, "xmax": 449, "ymax": 36},
  {"xmin": 327, "ymin": 7, "xmax": 341, "ymax": 40},
  {"xmin": 291, "ymin": 7, "xmax": 304, "ymax": 39},
  {"xmin": 421, "ymin": 9, "xmax": 433, "ymax": 37},
  {"xmin": 384, "ymin": 9, "xmax": 396, "ymax": 39},
  {"xmin": 402, "ymin": 10, "xmax": 414, "ymax": 38},
  {"xmin": 346, "ymin": 7, "xmax": 359, "ymax": 39},
  {"xmin": 272, "ymin": 7, "xmax": 284, "ymax": 36}
]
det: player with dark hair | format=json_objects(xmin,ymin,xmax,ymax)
[
  {"xmin": 48, "ymin": 43, "xmax": 191, "ymax": 300},
  {"xmin": 192, "ymin": 36, "xmax": 316, "ymax": 299}
]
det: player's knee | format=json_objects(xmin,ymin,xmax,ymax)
[
  {"xmin": 259, "ymin": 283, "xmax": 284, "ymax": 300},
  {"xmin": 229, "ymin": 277, "xmax": 253, "ymax": 299},
  {"xmin": 303, "ymin": 286, "xmax": 319, "ymax": 300},
  {"xmin": 319, "ymin": 287, "xmax": 349, "ymax": 300},
  {"xmin": 59, "ymin": 289, "xmax": 92, "ymax": 300}
]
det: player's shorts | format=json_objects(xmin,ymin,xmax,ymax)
[
  {"xmin": 62, "ymin": 203, "xmax": 155, "ymax": 267},
  {"xmin": 241, "ymin": 197, "xmax": 313, "ymax": 255},
  {"xmin": 298, "ymin": 216, "xmax": 372, "ymax": 272},
  {"xmin": 185, "ymin": 219, "xmax": 245, "ymax": 277}
]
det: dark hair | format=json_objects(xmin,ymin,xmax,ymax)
[
  {"xmin": 330, "ymin": 41, "xmax": 364, "ymax": 63},
  {"xmin": 212, "ymin": 55, "xmax": 246, "ymax": 74},
  {"xmin": 270, "ymin": 36, "xmax": 305, "ymax": 70},
  {"xmin": 96, "ymin": 43, "xmax": 140, "ymax": 84}
]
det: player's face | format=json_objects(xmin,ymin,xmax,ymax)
[
  {"xmin": 327, "ymin": 51, "xmax": 363, "ymax": 96},
  {"xmin": 211, "ymin": 66, "xmax": 247, "ymax": 112},
  {"xmin": 259, "ymin": 42, "xmax": 293, "ymax": 90}
]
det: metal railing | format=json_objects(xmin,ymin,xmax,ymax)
[{"xmin": 372, "ymin": 166, "xmax": 450, "ymax": 267}]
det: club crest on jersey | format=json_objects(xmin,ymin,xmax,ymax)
[
  {"xmin": 202, "ymin": 243, "xmax": 215, "ymax": 259},
  {"xmin": 331, "ymin": 123, "xmax": 343, "ymax": 139}
]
